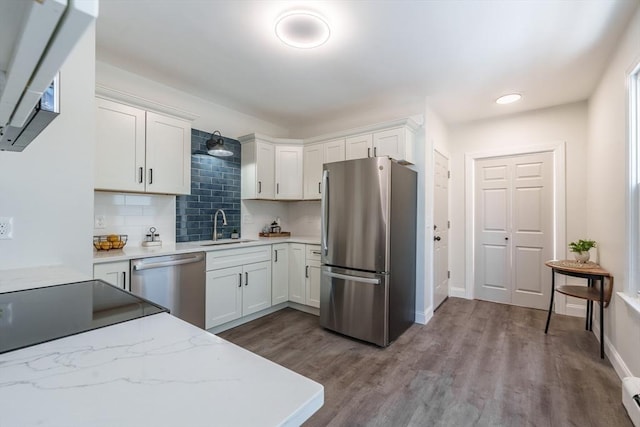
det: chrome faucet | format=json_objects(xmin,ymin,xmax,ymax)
[{"xmin": 213, "ymin": 209, "xmax": 227, "ymax": 241}]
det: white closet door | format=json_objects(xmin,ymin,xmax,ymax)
[
  {"xmin": 474, "ymin": 152, "xmax": 553, "ymax": 309},
  {"xmin": 510, "ymin": 153, "xmax": 553, "ymax": 309},
  {"xmin": 434, "ymin": 150, "xmax": 449, "ymax": 309},
  {"xmin": 475, "ymin": 157, "xmax": 511, "ymax": 304}
]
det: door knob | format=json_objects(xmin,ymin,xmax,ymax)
[
  {"xmin": 505, "ymin": 237, "xmax": 509, "ymax": 241},
  {"xmin": 434, "ymin": 236, "xmax": 441, "ymax": 241}
]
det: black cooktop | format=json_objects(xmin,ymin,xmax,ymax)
[{"xmin": 0, "ymin": 279, "xmax": 168, "ymax": 355}]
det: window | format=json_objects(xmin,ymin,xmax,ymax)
[{"xmin": 629, "ymin": 62, "xmax": 640, "ymax": 297}]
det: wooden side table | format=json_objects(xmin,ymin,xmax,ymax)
[{"xmin": 544, "ymin": 260, "xmax": 613, "ymax": 359}]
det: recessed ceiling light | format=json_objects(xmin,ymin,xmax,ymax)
[
  {"xmin": 275, "ymin": 11, "xmax": 330, "ymax": 49},
  {"xmin": 496, "ymin": 93, "xmax": 522, "ymax": 105}
]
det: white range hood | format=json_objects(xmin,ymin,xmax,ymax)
[{"xmin": 0, "ymin": 0, "xmax": 98, "ymax": 152}]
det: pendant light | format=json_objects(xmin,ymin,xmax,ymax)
[{"xmin": 206, "ymin": 130, "xmax": 233, "ymax": 157}]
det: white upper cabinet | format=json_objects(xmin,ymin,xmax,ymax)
[
  {"xmin": 242, "ymin": 139, "xmax": 275, "ymax": 199},
  {"xmin": 95, "ymin": 99, "xmax": 146, "ymax": 193},
  {"xmin": 95, "ymin": 97, "xmax": 191, "ymax": 195},
  {"xmin": 241, "ymin": 134, "xmax": 303, "ymax": 200},
  {"xmin": 373, "ymin": 127, "xmax": 414, "ymax": 164},
  {"xmin": 145, "ymin": 112, "xmax": 191, "ymax": 195},
  {"xmin": 323, "ymin": 138, "xmax": 345, "ymax": 164},
  {"xmin": 275, "ymin": 145, "xmax": 303, "ymax": 199},
  {"xmin": 303, "ymin": 143, "xmax": 323, "ymax": 200},
  {"xmin": 304, "ymin": 138, "xmax": 345, "ymax": 200},
  {"xmin": 341, "ymin": 121, "xmax": 418, "ymax": 164},
  {"xmin": 345, "ymin": 134, "xmax": 373, "ymax": 160}
]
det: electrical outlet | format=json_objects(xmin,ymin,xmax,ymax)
[
  {"xmin": 94, "ymin": 215, "xmax": 106, "ymax": 229},
  {"xmin": 0, "ymin": 217, "xmax": 13, "ymax": 240}
]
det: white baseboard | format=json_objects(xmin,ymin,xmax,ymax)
[
  {"xmin": 415, "ymin": 305, "xmax": 433, "ymax": 325},
  {"xmin": 287, "ymin": 301, "xmax": 320, "ymax": 316},
  {"xmin": 449, "ymin": 286, "xmax": 468, "ymax": 299},
  {"xmin": 592, "ymin": 324, "xmax": 634, "ymax": 379}
]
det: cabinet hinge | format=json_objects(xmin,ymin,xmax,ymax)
[
  {"xmin": 447, "ymin": 271, "xmax": 450, "ymax": 279},
  {"xmin": 448, "ymin": 220, "xmax": 450, "ymax": 229},
  {"xmin": 448, "ymin": 170, "xmax": 450, "ymax": 179}
]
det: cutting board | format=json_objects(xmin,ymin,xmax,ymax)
[{"xmin": 259, "ymin": 231, "xmax": 291, "ymax": 237}]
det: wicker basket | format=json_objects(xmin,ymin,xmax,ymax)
[{"xmin": 93, "ymin": 234, "xmax": 128, "ymax": 251}]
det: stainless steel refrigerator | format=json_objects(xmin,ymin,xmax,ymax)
[{"xmin": 319, "ymin": 156, "xmax": 417, "ymax": 347}]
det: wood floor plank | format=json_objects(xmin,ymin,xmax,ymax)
[{"xmin": 219, "ymin": 298, "xmax": 631, "ymax": 426}]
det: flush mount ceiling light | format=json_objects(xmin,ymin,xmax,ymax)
[
  {"xmin": 495, "ymin": 93, "xmax": 522, "ymax": 105},
  {"xmin": 275, "ymin": 11, "xmax": 330, "ymax": 49},
  {"xmin": 206, "ymin": 130, "xmax": 233, "ymax": 157}
]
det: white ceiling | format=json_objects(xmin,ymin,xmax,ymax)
[{"xmin": 96, "ymin": 0, "xmax": 639, "ymax": 134}]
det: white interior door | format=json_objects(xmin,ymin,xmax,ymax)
[
  {"xmin": 474, "ymin": 152, "xmax": 553, "ymax": 309},
  {"xmin": 434, "ymin": 150, "xmax": 449, "ymax": 309}
]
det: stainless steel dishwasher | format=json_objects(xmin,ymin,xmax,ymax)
[{"xmin": 130, "ymin": 252, "xmax": 205, "ymax": 328}]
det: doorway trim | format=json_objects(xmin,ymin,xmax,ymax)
[{"xmin": 464, "ymin": 142, "xmax": 566, "ymax": 310}]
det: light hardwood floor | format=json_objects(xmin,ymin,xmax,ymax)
[{"xmin": 219, "ymin": 298, "xmax": 631, "ymax": 426}]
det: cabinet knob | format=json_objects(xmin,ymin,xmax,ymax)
[
  {"xmin": 245, "ymin": 272, "xmax": 249, "ymax": 286},
  {"xmin": 434, "ymin": 236, "xmax": 441, "ymax": 241},
  {"xmin": 238, "ymin": 273, "xmax": 242, "ymax": 287}
]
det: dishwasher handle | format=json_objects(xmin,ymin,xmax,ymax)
[{"xmin": 132, "ymin": 253, "xmax": 205, "ymax": 271}]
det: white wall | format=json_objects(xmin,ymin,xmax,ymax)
[
  {"xmin": 587, "ymin": 6, "xmax": 640, "ymax": 377},
  {"xmin": 96, "ymin": 61, "xmax": 289, "ymax": 139},
  {"xmin": 240, "ymin": 200, "xmax": 321, "ymax": 240},
  {"xmin": 94, "ymin": 192, "xmax": 176, "ymax": 246},
  {"xmin": 0, "ymin": 26, "xmax": 96, "ymax": 276},
  {"xmin": 449, "ymin": 102, "xmax": 589, "ymax": 298},
  {"xmin": 416, "ymin": 104, "xmax": 450, "ymax": 323}
]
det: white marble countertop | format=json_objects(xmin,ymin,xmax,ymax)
[
  {"xmin": 93, "ymin": 236, "xmax": 321, "ymax": 264},
  {"xmin": 0, "ymin": 265, "xmax": 91, "ymax": 293},
  {"xmin": 0, "ymin": 312, "xmax": 324, "ymax": 426}
]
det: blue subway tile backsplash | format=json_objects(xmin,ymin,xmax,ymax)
[{"xmin": 176, "ymin": 129, "xmax": 241, "ymax": 242}]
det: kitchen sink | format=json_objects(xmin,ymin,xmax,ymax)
[{"xmin": 200, "ymin": 239, "xmax": 255, "ymax": 246}]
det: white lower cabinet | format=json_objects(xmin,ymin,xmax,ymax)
[
  {"xmin": 289, "ymin": 243, "xmax": 321, "ymax": 308},
  {"xmin": 205, "ymin": 247, "xmax": 272, "ymax": 329},
  {"xmin": 206, "ymin": 266, "xmax": 243, "ymax": 327},
  {"xmin": 93, "ymin": 261, "xmax": 130, "ymax": 290},
  {"xmin": 288, "ymin": 243, "xmax": 306, "ymax": 304},
  {"xmin": 305, "ymin": 246, "xmax": 321, "ymax": 308},
  {"xmin": 272, "ymin": 243, "xmax": 289, "ymax": 305}
]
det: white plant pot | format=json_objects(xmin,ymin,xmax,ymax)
[{"xmin": 574, "ymin": 251, "xmax": 590, "ymax": 263}]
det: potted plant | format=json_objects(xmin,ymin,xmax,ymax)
[
  {"xmin": 230, "ymin": 229, "xmax": 240, "ymax": 239},
  {"xmin": 568, "ymin": 239, "xmax": 597, "ymax": 263}
]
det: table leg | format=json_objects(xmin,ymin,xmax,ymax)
[
  {"xmin": 600, "ymin": 277, "xmax": 604, "ymax": 359},
  {"xmin": 545, "ymin": 269, "xmax": 555, "ymax": 334}
]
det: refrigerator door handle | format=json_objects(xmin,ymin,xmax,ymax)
[
  {"xmin": 321, "ymin": 169, "xmax": 329, "ymax": 255},
  {"xmin": 325, "ymin": 271, "xmax": 380, "ymax": 285}
]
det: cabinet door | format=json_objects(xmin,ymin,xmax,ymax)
[
  {"xmin": 145, "ymin": 111, "xmax": 192, "ymax": 195},
  {"xmin": 256, "ymin": 141, "xmax": 275, "ymax": 199},
  {"xmin": 303, "ymin": 144, "xmax": 323, "ymax": 200},
  {"xmin": 272, "ymin": 244, "xmax": 289, "ymax": 305},
  {"xmin": 373, "ymin": 127, "xmax": 409, "ymax": 162},
  {"xmin": 275, "ymin": 145, "xmax": 303, "ymax": 199},
  {"xmin": 306, "ymin": 259, "xmax": 321, "ymax": 309},
  {"xmin": 345, "ymin": 134, "xmax": 373, "ymax": 160},
  {"xmin": 324, "ymin": 138, "xmax": 345, "ymax": 164},
  {"xmin": 206, "ymin": 266, "xmax": 243, "ymax": 329},
  {"xmin": 288, "ymin": 243, "xmax": 306, "ymax": 304},
  {"xmin": 93, "ymin": 261, "xmax": 130, "ymax": 290},
  {"xmin": 242, "ymin": 261, "xmax": 272, "ymax": 316},
  {"xmin": 95, "ymin": 98, "xmax": 145, "ymax": 192}
]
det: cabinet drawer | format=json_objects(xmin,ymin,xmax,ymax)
[
  {"xmin": 206, "ymin": 246, "xmax": 271, "ymax": 271},
  {"xmin": 306, "ymin": 245, "xmax": 322, "ymax": 261}
]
